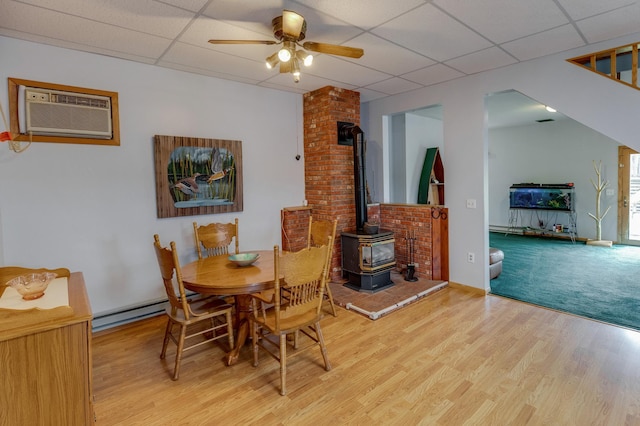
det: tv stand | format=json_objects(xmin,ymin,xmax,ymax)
[{"xmin": 508, "ymin": 209, "xmax": 577, "ymax": 242}]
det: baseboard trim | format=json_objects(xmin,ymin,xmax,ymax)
[
  {"xmin": 92, "ymin": 298, "xmax": 167, "ymax": 332},
  {"xmin": 448, "ymin": 281, "xmax": 488, "ymax": 295}
]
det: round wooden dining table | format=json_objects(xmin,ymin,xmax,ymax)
[{"xmin": 181, "ymin": 249, "xmax": 277, "ymax": 366}]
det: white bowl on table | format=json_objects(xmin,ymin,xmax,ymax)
[{"xmin": 228, "ymin": 253, "xmax": 260, "ymax": 267}]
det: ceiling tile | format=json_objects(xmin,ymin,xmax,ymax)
[
  {"xmin": 295, "ymin": 0, "xmax": 427, "ymax": 30},
  {"xmin": 501, "ymin": 24, "xmax": 585, "ymax": 61},
  {"xmin": 434, "ymin": 0, "xmax": 568, "ymax": 44},
  {"xmin": 160, "ymin": 42, "xmax": 270, "ymax": 81},
  {"xmin": 16, "ymin": 0, "xmax": 196, "ymax": 38},
  {"xmin": 402, "ymin": 63, "xmax": 464, "ymax": 86},
  {"xmin": 159, "ymin": 0, "xmax": 213, "ymax": 13},
  {"xmin": 556, "ymin": 0, "xmax": 636, "ymax": 21},
  {"xmin": 0, "ymin": 1, "xmax": 172, "ymax": 59},
  {"xmin": 364, "ymin": 77, "xmax": 423, "ymax": 95},
  {"xmin": 179, "ymin": 15, "xmax": 276, "ymax": 59},
  {"xmin": 342, "ymin": 33, "xmax": 435, "ymax": 75},
  {"xmin": 576, "ymin": 3, "xmax": 640, "ymax": 43},
  {"xmin": 200, "ymin": 0, "xmax": 289, "ymax": 35},
  {"xmin": 445, "ymin": 47, "xmax": 517, "ymax": 75},
  {"xmin": 261, "ymin": 72, "xmax": 357, "ymax": 93},
  {"xmin": 372, "ymin": 3, "xmax": 493, "ymax": 62},
  {"xmin": 358, "ymin": 88, "xmax": 389, "ymax": 103},
  {"xmin": 202, "ymin": 0, "xmax": 364, "ymax": 45},
  {"xmin": 0, "ymin": 27, "xmax": 158, "ymax": 65},
  {"xmin": 160, "ymin": 62, "xmax": 263, "ymax": 85},
  {"xmin": 305, "ymin": 55, "xmax": 392, "ymax": 88}
]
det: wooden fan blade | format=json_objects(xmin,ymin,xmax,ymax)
[
  {"xmin": 282, "ymin": 10, "xmax": 305, "ymax": 39},
  {"xmin": 302, "ymin": 42, "xmax": 364, "ymax": 58},
  {"xmin": 208, "ymin": 39, "xmax": 277, "ymax": 45}
]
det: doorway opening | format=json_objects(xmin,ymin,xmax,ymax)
[
  {"xmin": 386, "ymin": 105, "xmax": 443, "ymax": 204},
  {"xmin": 618, "ymin": 146, "xmax": 640, "ymax": 245}
]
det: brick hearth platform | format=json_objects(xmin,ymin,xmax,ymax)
[{"xmin": 328, "ymin": 272, "xmax": 447, "ymax": 320}]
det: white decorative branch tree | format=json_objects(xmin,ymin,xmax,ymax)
[{"xmin": 587, "ymin": 160, "xmax": 612, "ymax": 245}]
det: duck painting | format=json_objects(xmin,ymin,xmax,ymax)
[
  {"xmin": 163, "ymin": 143, "xmax": 238, "ymax": 210},
  {"xmin": 207, "ymin": 148, "xmax": 225, "ymax": 183},
  {"xmin": 172, "ymin": 173, "xmax": 201, "ymax": 197}
]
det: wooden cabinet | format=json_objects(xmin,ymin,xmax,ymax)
[
  {"xmin": 417, "ymin": 147, "xmax": 445, "ymax": 205},
  {"xmin": 0, "ymin": 272, "xmax": 93, "ymax": 425}
]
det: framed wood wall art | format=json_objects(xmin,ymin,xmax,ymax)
[{"xmin": 154, "ymin": 135, "xmax": 243, "ymax": 218}]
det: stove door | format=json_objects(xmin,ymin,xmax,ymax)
[{"xmin": 359, "ymin": 239, "xmax": 395, "ymax": 271}]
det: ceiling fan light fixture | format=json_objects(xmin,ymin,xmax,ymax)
[
  {"xmin": 291, "ymin": 58, "xmax": 301, "ymax": 83},
  {"xmin": 265, "ymin": 52, "xmax": 279, "ymax": 69},
  {"xmin": 278, "ymin": 40, "xmax": 295, "ymax": 62},
  {"xmin": 292, "ymin": 58, "xmax": 301, "ymax": 77},
  {"xmin": 296, "ymin": 50, "xmax": 313, "ymax": 67},
  {"xmin": 278, "ymin": 47, "xmax": 291, "ymax": 62},
  {"xmin": 207, "ymin": 10, "xmax": 364, "ymax": 77}
]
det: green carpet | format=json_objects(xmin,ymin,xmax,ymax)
[{"xmin": 489, "ymin": 232, "xmax": 640, "ymax": 331}]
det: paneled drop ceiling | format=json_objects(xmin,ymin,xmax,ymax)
[{"xmin": 1, "ymin": 0, "xmax": 639, "ymax": 103}]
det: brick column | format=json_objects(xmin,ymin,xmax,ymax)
[{"xmin": 303, "ymin": 86, "xmax": 360, "ymax": 280}]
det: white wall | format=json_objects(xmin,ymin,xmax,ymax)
[
  {"xmin": 489, "ymin": 119, "xmax": 619, "ymax": 240},
  {"xmin": 386, "ymin": 111, "xmax": 443, "ymax": 204},
  {"xmin": 364, "ymin": 31, "xmax": 640, "ymax": 292},
  {"xmin": 0, "ymin": 37, "xmax": 305, "ymax": 315},
  {"xmin": 389, "ymin": 114, "xmax": 406, "ymax": 202},
  {"xmin": 405, "ymin": 113, "xmax": 443, "ymax": 204}
]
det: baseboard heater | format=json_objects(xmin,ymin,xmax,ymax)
[
  {"xmin": 489, "ymin": 225, "xmax": 523, "ymax": 235},
  {"xmin": 92, "ymin": 298, "xmax": 167, "ymax": 332}
]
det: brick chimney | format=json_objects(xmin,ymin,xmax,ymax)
[{"xmin": 302, "ymin": 86, "xmax": 360, "ymax": 279}]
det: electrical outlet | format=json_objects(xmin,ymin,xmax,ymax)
[
  {"xmin": 467, "ymin": 252, "xmax": 475, "ymax": 263},
  {"xmin": 466, "ymin": 199, "xmax": 477, "ymax": 208}
]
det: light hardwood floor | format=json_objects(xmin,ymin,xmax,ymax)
[{"xmin": 92, "ymin": 287, "xmax": 640, "ymax": 425}]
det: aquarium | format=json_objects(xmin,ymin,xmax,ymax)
[{"xmin": 509, "ymin": 184, "xmax": 574, "ymax": 211}]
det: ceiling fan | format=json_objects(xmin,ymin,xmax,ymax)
[{"xmin": 208, "ymin": 9, "xmax": 364, "ymax": 83}]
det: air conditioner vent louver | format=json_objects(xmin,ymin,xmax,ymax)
[
  {"xmin": 24, "ymin": 87, "xmax": 112, "ymax": 139},
  {"xmin": 51, "ymin": 93, "xmax": 110, "ymax": 109}
]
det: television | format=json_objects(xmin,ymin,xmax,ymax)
[{"xmin": 509, "ymin": 183, "xmax": 574, "ymax": 211}]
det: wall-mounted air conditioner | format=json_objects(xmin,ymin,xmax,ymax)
[{"xmin": 21, "ymin": 86, "xmax": 113, "ymax": 139}]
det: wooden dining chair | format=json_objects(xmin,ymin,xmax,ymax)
[
  {"xmin": 307, "ymin": 216, "xmax": 338, "ymax": 316},
  {"xmin": 249, "ymin": 240, "xmax": 333, "ymax": 396},
  {"xmin": 153, "ymin": 234, "xmax": 234, "ymax": 380},
  {"xmin": 193, "ymin": 218, "xmax": 239, "ymax": 259}
]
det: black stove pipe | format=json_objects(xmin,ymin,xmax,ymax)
[{"xmin": 350, "ymin": 126, "xmax": 367, "ymax": 232}]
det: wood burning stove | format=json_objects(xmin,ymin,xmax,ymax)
[
  {"xmin": 342, "ymin": 230, "xmax": 395, "ymax": 292},
  {"xmin": 339, "ymin": 124, "xmax": 395, "ymax": 293}
]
